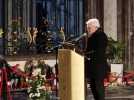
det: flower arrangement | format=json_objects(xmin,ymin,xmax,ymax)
[
  {"xmin": 24, "ymin": 59, "xmax": 57, "ymax": 100},
  {"xmin": 27, "ymin": 74, "xmax": 50, "ymax": 100}
]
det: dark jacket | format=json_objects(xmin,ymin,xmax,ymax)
[{"xmin": 85, "ymin": 29, "xmax": 110, "ymax": 79}]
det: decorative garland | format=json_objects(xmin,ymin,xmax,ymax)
[
  {"xmin": 0, "ymin": 67, "xmax": 12, "ymax": 100},
  {"xmin": 0, "ymin": 59, "xmax": 58, "ymax": 100},
  {"xmin": 0, "ymin": 63, "xmax": 32, "ymax": 100}
]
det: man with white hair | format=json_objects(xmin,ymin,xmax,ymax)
[{"xmin": 85, "ymin": 18, "xmax": 110, "ymax": 100}]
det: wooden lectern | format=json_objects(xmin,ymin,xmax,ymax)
[{"xmin": 58, "ymin": 49, "xmax": 85, "ymax": 100}]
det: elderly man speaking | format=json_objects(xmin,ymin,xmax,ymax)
[{"xmin": 84, "ymin": 18, "xmax": 110, "ymax": 100}]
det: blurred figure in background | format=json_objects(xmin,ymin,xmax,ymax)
[
  {"xmin": 37, "ymin": 18, "xmax": 49, "ymax": 33},
  {"xmin": 36, "ymin": 18, "xmax": 49, "ymax": 53}
]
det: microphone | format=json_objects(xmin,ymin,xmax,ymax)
[{"xmin": 75, "ymin": 33, "xmax": 87, "ymax": 41}]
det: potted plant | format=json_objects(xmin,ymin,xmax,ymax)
[
  {"xmin": 106, "ymin": 37, "xmax": 125, "ymax": 84},
  {"xmin": 106, "ymin": 37, "xmax": 125, "ymax": 64}
]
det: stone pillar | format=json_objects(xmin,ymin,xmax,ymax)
[
  {"xmin": 26, "ymin": 0, "xmax": 30, "ymax": 28},
  {"xmin": 23, "ymin": 0, "xmax": 26, "ymax": 29},
  {"xmin": 8, "ymin": 0, "xmax": 12, "ymax": 31},
  {"xmin": 0, "ymin": 0, "xmax": 2, "ymax": 26},
  {"xmin": 32, "ymin": 0, "xmax": 36, "ymax": 26},
  {"xmin": 84, "ymin": 0, "xmax": 104, "ymax": 30},
  {"xmin": 104, "ymin": 0, "xmax": 117, "ymax": 40}
]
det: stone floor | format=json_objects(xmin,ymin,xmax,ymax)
[
  {"xmin": 87, "ymin": 85, "xmax": 134, "ymax": 100},
  {"xmin": 8, "ymin": 84, "xmax": 134, "ymax": 100}
]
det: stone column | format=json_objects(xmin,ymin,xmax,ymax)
[
  {"xmin": 32, "ymin": 0, "xmax": 36, "ymax": 26},
  {"xmin": 26, "ymin": 0, "xmax": 30, "ymax": 28},
  {"xmin": 0, "ymin": 0, "xmax": 2, "ymax": 26},
  {"xmin": 8, "ymin": 0, "xmax": 12, "ymax": 31},
  {"xmin": 84, "ymin": 0, "xmax": 104, "ymax": 30},
  {"xmin": 104, "ymin": 0, "xmax": 117, "ymax": 40}
]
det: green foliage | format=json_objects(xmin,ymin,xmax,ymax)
[
  {"xmin": 27, "ymin": 74, "xmax": 50, "ymax": 100},
  {"xmin": 106, "ymin": 37, "xmax": 125, "ymax": 64},
  {"xmin": 11, "ymin": 20, "xmax": 21, "ymax": 32},
  {"xmin": 0, "ymin": 27, "xmax": 3, "ymax": 37}
]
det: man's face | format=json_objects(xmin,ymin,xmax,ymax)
[{"xmin": 87, "ymin": 24, "xmax": 97, "ymax": 35}]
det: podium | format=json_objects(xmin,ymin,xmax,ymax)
[{"xmin": 58, "ymin": 49, "xmax": 85, "ymax": 100}]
